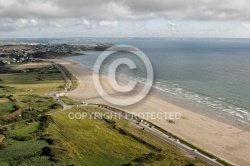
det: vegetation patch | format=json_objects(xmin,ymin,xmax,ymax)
[
  {"xmin": 0, "ymin": 64, "xmax": 65, "ymax": 93},
  {"xmin": 0, "ymin": 85, "xmax": 19, "ymax": 95},
  {"xmin": 16, "ymin": 94, "xmax": 62, "ymax": 111},
  {"xmin": 0, "ymin": 116, "xmax": 48, "ymax": 165},
  {"xmin": 96, "ymin": 104, "xmax": 234, "ymax": 166},
  {"xmin": 32, "ymin": 52, "xmax": 70, "ymax": 59},
  {"xmin": 0, "ymin": 63, "xmax": 64, "ymax": 124},
  {"xmin": 42, "ymin": 138, "xmax": 70, "ymax": 162},
  {"xmin": 45, "ymin": 107, "xmax": 208, "ymax": 166},
  {"xmin": 59, "ymin": 96, "xmax": 82, "ymax": 105},
  {"xmin": 0, "ymin": 96, "xmax": 16, "ymax": 117},
  {"xmin": 0, "ymin": 62, "xmax": 77, "ymax": 165},
  {"xmin": 12, "ymin": 62, "xmax": 52, "ymax": 70},
  {"xmin": 0, "ymin": 98, "xmax": 9, "ymax": 103},
  {"xmin": 103, "ymin": 118, "xmax": 162, "ymax": 152},
  {"xmin": 0, "ymin": 95, "xmax": 62, "ymax": 125}
]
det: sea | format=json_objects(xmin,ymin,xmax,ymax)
[{"xmin": 4, "ymin": 37, "xmax": 250, "ymax": 129}]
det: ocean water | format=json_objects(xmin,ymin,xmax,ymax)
[
  {"xmin": 64, "ymin": 38, "xmax": 250, "ymax": 127},
  {"xmin": 6, "ymin": 38, "xmax": 250, "ymax": 126}
]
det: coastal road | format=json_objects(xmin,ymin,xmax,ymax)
[
  {"xmin": 52, "ymin": 61, "xmax": 223, "ymax": 166},
  {"xmin": 92, "ymin": 105, "xmax": 223, "ymax": 166},
  {"xmin": 49, "ymin": 64, "xmax": 74, "ymax": 113},
  {"xmin": 54, "ymin": 64, "xmax": 72, "ymax": 91},
  {"xmin": 138, "ymin": 123, "xmax": 222, "ymax": 166}
]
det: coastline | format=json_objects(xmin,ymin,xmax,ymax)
[
  {"xmin": 53, "ymin": 58, "xmax": 250, "ymax": 166},
  {"xmin": 152, "ymin": 88, "xmax": 250, "ymax": 133}
]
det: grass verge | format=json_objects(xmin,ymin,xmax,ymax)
[
  {"xmin": 59, "ymin": 96, "xmax": 82, "ymax": 105},
  {"xmin": 97, "ymin": 104, "xmax": 234, "ymax": 166},
  {"xmin": 47, "ymin": 107, "xmax": 209, "ymax": 166},
  {"xmin": 57, "ymin": 64, "xmax": 78, "ymax": 91}
]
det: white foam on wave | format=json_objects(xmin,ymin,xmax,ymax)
[
  {"xmin": 70, "ymin": 57, "xmax": 250, "ymax": 125},
  {"xmin": 150, "ymin": 79, "xmax": 250, "ymax": 124}
]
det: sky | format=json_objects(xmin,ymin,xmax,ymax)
[{"xmin": 0, "ymin": 0, "xmax": 250, "ymax": 38}]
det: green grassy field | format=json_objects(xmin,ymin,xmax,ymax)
[
  {"xmin": 47, "ymin": 107, "xmax": 208, "ymax": 166},
  {"xmin": 0, "ymin": 118, "xmax": 73, "ymax": 166},
  {"xmin": 15, "ymin": 94, "xmax": 62, "ymax": 111},
  {"xmin": 0, "ymin": 107, "xmax": 208, "ymax": 166},
  {"xmin": 8, "ymin": 121, "xmax": 40, "ymax": 136},
  {"xmin": 0, "ymin": 138, "xmax": 50, "ymax": 166},
  {"xmin": 0, "ymin": 63, "xmax": 64, "ymax": 117},
  {"xmin": 0, "ymin": 97, "xmax": 15, "ymax": 116},
  {"xmin": 0, "ymin": 62, "xmax": 74, "ymax": 166},
  {"xmin": 0, "ymin": 65, "xmax": 65, "ymax": 94},
  {"xmin": 0, "ymin": 119, "xmax": 47, "ymax": 165},
  {"xmin": 59, "ymin": 96, "xmax": 82, "ymax": 105}
]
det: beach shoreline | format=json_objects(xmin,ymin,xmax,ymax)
[
  {"xmin": 53, "ymin": 58, "xmax": 250, "ymax": 166},
  {"xmin": 152, "ymin": 88, "xmax": 250, "ymax": 132}
]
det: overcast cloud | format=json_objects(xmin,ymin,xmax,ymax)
[
  {"xmin": 0, "ymin": 0, "xmax": 250, "ymax": 37},
  {"xmin": 1, "ymin": 0, "xmax": 250, "ymax": 20}
]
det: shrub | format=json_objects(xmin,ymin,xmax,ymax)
[
  {"xmin": 133, "ymin": 152, "xmax": 165, "ymax": 163},
  {"xmin": 0, "ymin": 142, "xmax": 6, "ymax": 150},
  {"xmin": 49, "ymin": 103, "xmax": 61, "ymax": 109},
  {"xmin": 43, "ymin": 145, "xmax": 68, "ymax": 161},
  {"xmin": 11, "ymin": 135, "xmax": 34, "ymax": 141}
]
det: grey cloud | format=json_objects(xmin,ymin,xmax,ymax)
[
  {"xmin": 121, "ymin": 0, "xmax": 250, "ymax": 21},
  {"xmin": 0, "ymin": 0, "xmax": 250, "ymax": 33},
  {"xmin": 1, "ymin": 0, "xmax": 250, "ymax": 21}
]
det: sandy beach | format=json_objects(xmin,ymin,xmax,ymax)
[{"xmin": 54, "ymin": 58, "xmax": 250, "ymax": 166}]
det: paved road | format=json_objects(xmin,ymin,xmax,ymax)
[
  {"xmin": 139, "ymin": 123, "xmax": 222, "ymax": 166},
  {"xmin": 93, "ymin": 105, "xmax": 223, "ymax": 166},
  {"xmin": 54, "ymin": 64, "xmax": 72, "ymax": 91},
  {"xmin": 49, "ymin": 64, "xmax": 74, "ymax": 112}
]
